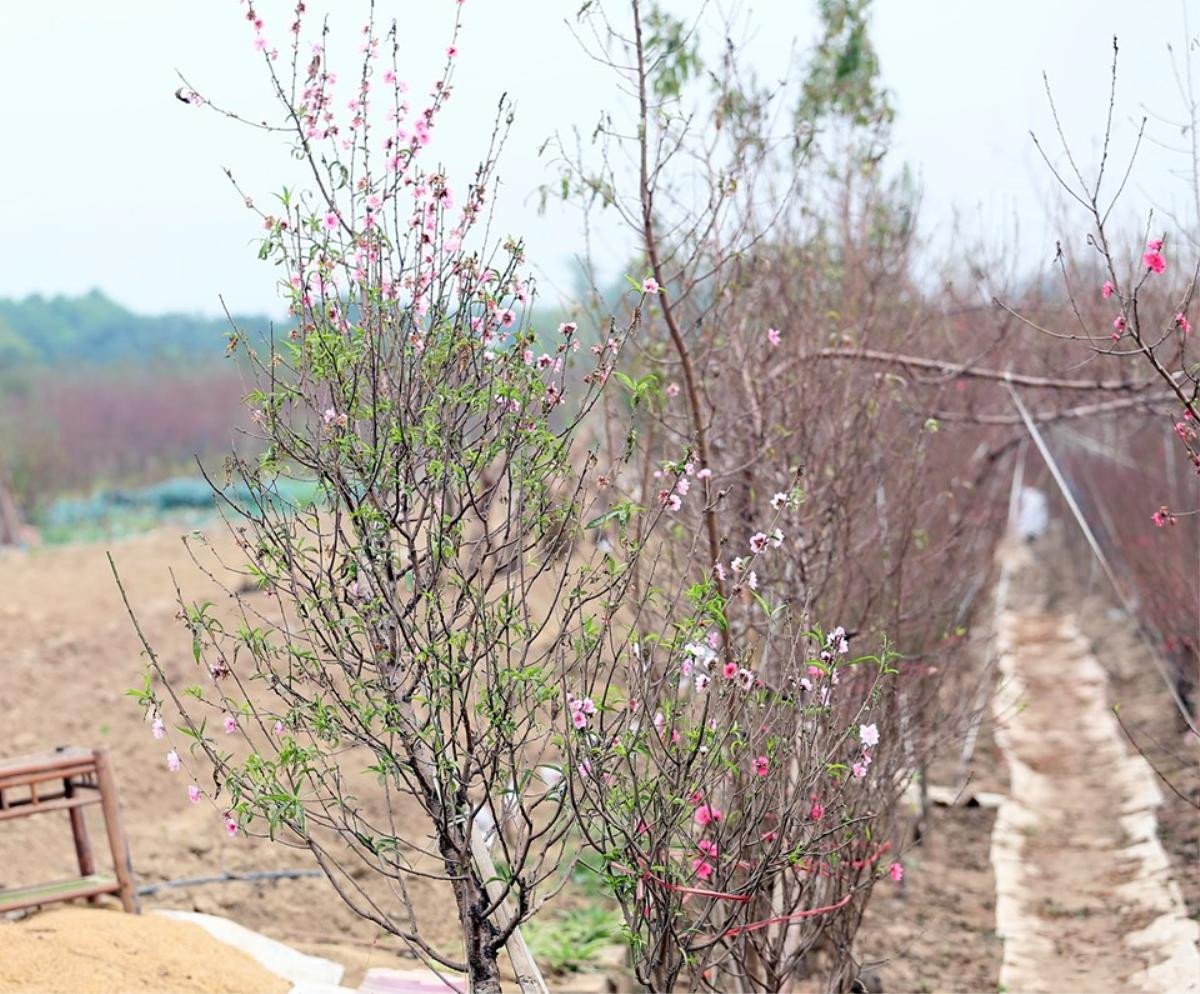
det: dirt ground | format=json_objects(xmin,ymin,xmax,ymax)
[
  {"xmin": 853, "ymin": 614, "xmax": 1008, "ymax": 993},
  {"xmin": 989, "ymin": 532, "xmax": 1199, "ymax": 992},
  {"xmin": 1048, "ymin": 571, "xmax": 1200, "ymax": 927},
  {"xmin": 0, "ymin": 526, "xmax": 460, "ymax": 987},
  {"xmin": 853, "ymin": 527, "xmax": 1200, "ymax": 994},
  {"xmin": 1026, "ymin": 526, "xmax": 1199, "ymax": 929},
  {"xmin": 1, "ymin": 523, "xmax": 1195, "ymax": 993}
]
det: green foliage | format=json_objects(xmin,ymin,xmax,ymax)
[
  {"xmin": 795, "ymin": 0, "xmax": 894, "ymax": 155},
  {"xmin": 0, "ymin": 289, "xmax": 271, "ymax": 367},
  {"xmin": 35, "ymin": 476, "xmax": 318, "ymax": 544},
  {"xmin": 525, "ymin": 902, "xmax": 627, "ymax": 974},
  {"xmin": 643, "ymin": 6, "xmax": 702, "ymax": 101}
]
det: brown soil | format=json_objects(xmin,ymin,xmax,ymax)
[
  {"xmin": 855, "ymin": 527, "xmax": 1200, "ymax": 994},
  {"xmin": 1062, "ymin": 587, "xmax": 1200, "ymax": 926},
  {"xmin": 0, "ymin": 907, "xmax": 288, "ymax": 993},
  {"xmin": 0, "ymin": 528, "xmax": 456, "ymax": 987},
  {"xmin": 854, "ymin": 615, "xmax": 1007, "ymax": 994},
  {"xmin": 990, "ymin": 537, "xmax": 1200, "ymax": 993},
  {"xmin": 855, "ymin": 801, "xmax": 1004, "ymax": 994},
  {"xmin": 2, "ymin": 523, "xmax": 1194, "ymax": 994}
]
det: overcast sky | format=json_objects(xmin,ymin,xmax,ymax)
[{"xmin": 0, "ymin": 1, "xmax": 1194, "ymax": 318}]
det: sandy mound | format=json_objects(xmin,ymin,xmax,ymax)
[{"xmin": 0, "ymin": 907, "xmax": 289, "ymax": 994}]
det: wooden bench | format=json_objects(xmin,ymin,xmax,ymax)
[{"xmin": 0, "ymin": 747, "xmax": 138, "ymax": 913}]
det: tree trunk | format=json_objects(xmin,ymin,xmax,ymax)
[
  {"xmin": 448, "ymin": 849, "xmax": 504, "ymax": 994},
  {"xmin": 0, "ymin": 472, "xmax": 23, "ymax": 546}
]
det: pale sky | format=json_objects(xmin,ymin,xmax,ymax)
[{"xmin": 0, "ymin": 1, "xmax": 1194, "ymax": 318}]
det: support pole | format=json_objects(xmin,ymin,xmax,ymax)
[{"xmin": 93, "ymin": 749, "xmax": 139, "ymax": 913}]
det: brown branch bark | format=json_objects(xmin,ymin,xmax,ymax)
[{"xmin": 778, "ymin": 347, "xmax": 1178, "ymax": 392}]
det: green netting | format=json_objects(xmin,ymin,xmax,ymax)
[{"xmin": 37, "ymin": 476, "xmax": 320, "ymax": 544}]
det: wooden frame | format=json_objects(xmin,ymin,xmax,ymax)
[{"xmin": 0, "ymin": 747, "xmax": 138, "ymax": 913}]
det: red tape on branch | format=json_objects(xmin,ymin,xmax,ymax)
[
  {"xmin": 641, "ymin": 869, "xmax": 752, "ymax": 903},
  {"xmin": 720, "ymin": 891, "xmax": 855, "ymax": 938}
]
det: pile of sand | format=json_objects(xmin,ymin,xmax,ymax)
[{"xmin": 0, "ymin": 908, "xmax": 289, "ymax": 994}]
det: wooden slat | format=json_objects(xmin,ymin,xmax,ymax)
[
  {"xmin": 0, "ymin": 874, "xmax": 120, "ymax": 913},
  {"xmin": 0, "ymin": 750, "xmax": 95, "ymax": 779},
  {"xmin": 0, "ymin": 793, "xmax": 103, "ymax": 822},
  {"xmin": 0, "ymin": 763, "xmax": 98, "ymax": 792}
]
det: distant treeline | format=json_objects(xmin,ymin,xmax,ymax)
[
  {"xmin": 0, "ymin": 289, "xmax": 272, "ymax": 366},
  {"xmin": 0, "ymin": 286, "xmax": 596, "ymax": 520}
]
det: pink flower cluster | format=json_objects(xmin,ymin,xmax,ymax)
[
  {"xmin": 1143, "ymin": 238, "xmax": 1166, "ymax": 274},
  {"xmin": 244, "ymin": 2, "xmax": 278, "ymax": 60},
  {"xmin": 821, "ymin": 626, "xmax": 849, "ymax": 663},
  {"xmin": 716, "ymin": 661, "xmax": 757, "ymax": 692},
  {"xmin": 1152, "ymin": 505, "xmax": 1177, "ymax": 528},
  {"xmin": 851, "ymin": 722, "xmax": 880, "ymax": 780},
  {"xmin": 691, "ymin": 837, "xmax": 720, "ymax": 880},
  {"xmin": 694, "ymin": 800, "xmax": 723, "ymax": 827},
  {"xmin": 654, "ymin": 460, "xmax": 702, "ymax": 512},
  {"xmin": 567, "ymin": 691, "xmax": 597, "ymax": 730},
  {"xmin": 714, "ymin": 499, "xmax": 792, "ymax": 594}
]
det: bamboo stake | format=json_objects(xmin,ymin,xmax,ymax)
[{"xmin": 469, "ymin": 826, "xmax": 548, "ymax": 994}]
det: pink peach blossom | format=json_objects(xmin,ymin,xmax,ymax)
[{"xmin": 1144, "ymin": 245, "xmax": 1166, "ymax": 273}]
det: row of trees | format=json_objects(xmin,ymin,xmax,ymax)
[{"xmin": 0, "ymin": 289, "xmax": 269, "ymax": 365}]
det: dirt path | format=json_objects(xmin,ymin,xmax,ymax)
[{"xmin": 990, "ymin": 544, "xmax": 1200, "ymax": 993}]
